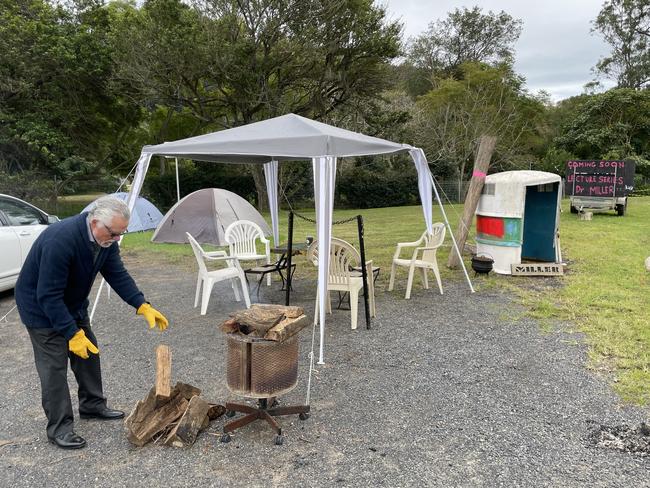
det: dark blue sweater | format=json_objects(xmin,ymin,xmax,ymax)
[{"xmin": 15, "ymin": 213, "xmax": 146, "ymax": 339}]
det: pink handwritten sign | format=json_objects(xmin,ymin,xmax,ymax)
[{"xmin": 565, "ymin": 160, "xmax": 635, "ymax": 197}]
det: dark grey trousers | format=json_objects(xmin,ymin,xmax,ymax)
[{"xmin": 27, "ymin": 322, "xmax": 107, "ymax": 439}]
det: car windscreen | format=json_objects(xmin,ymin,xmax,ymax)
[{"xmin": 0, "ymin": 197, "xmax": 47, "ymax": 226}]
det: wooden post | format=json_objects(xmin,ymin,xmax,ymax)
[
  {"xmin": 447, "ymin": 135, "xmax": 497, "ymax": 269},
  {"xmin": 155, "ymin": 345, "xmax": 172, "ymax": 402}
]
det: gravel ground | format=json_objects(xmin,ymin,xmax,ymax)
[{"xmin": 0, "ymin": 253, "xmax": 648, "ymax": 487}]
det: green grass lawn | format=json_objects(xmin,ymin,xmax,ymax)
[
  {"xmin": 520, "ymin": 196, "xmax": 650, "ymax": 405},
  {"xmin": 121, "ymin": 196, "xmax": 650, "ymax": 405}
]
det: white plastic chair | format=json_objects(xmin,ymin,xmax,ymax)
[
  {"xmin": 388, "ymin": 223, "xmax": 446, "ymax": 299},
  {"xmin": 186, "ymin": 232, "xmax": 251, "ymax": 315},
  {"xmin": 224, "ymin": 220, "xmax": 272, "ymax": 286},
  {"xmin": 307, "ymin": 237, "xmax": 376, "ymax": 330}
]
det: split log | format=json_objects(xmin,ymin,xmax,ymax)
[
  {"xmin": 254, "ymin": 303, "xmax": 304, "ymax": 318},
  {"xmin": 164, "ymin": 396, "xmax": 211, "ymax": 447},
  {"xmin": 125, "ymin": 388, "xmax": 189, "ymax": 447},
  {"xmin": 265, "ymin": 314, "xmax": 309, "ymax": 342},
  {"xmin": 219, "ymin": 318, "xmax": 239, "ymax": 334},
  {"xmin": 227, "ymin": 307, "xmax": 285, "ymax": 336},
  {"xmin": 172, "ymin": 382, "xmax": 201, "ymax": 401},
  {"xmin": 155, "ymin": 345, "xmax": 172, "ymax": 403},
  {"xmin": 207, "ymin": 403, "xmax": 226, "ymax": 420},
  {"xmin": 219, "ymin": 304, "xmax": 307, "ymax": 339}
]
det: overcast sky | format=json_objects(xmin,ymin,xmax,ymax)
[{"xmin": 382, "ymin": 0, "xmax": 615, "ymax": 101}]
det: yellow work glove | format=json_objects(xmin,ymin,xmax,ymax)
[
  {"xmin": 137, "ymin": 303, "xmax": 169, "ymax": 331},
  {"xmin": 68, "ymin": 329, "xmax": 99, "ymax": 359}
]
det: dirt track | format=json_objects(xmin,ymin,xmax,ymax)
[{"xmin": 0, "ymin": 253, "xmax": 648, "ymax": 487}]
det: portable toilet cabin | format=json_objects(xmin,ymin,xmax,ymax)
[{"xmin": 475, "ymin": 170, "xmax": 562, "ymax": 274}]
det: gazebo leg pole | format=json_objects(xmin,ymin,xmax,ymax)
[
  {"xmin": 285, "ymin": 212, "xmax": 294, "ymax": 306},
  {"xmin": 357, "ymin": 215, "xmax": 371, "ymax": 329},
  {"xmin": 428, "ymin": 171, "xmax": 475, "ymax": 293}
]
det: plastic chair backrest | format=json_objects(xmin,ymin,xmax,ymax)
[
  {"xmin": 186, "ymin": 232, "xmax": 208, "ymax": 275},
  {"xmin": 224, "ymin": 220, "xmax": 266, "ymax": 257},
  {"xmin": 421, "ymin": 223, "xmax": 446, "ymax": 263},
  {"xmin": 307, "ymin": 237, "xmax": 360, "ymax": 285}
]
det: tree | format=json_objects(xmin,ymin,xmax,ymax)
[
  {"xmin": 411, "ymin": 62, "xmax": 547, "ymax": 193},
  {"xmin": 553, "ymin": 88, "xmax": 650, "ymax": 177},
  {"xmin": 0, "ymin": 0, "xmax": 141, "ymax": 195},
  {"xmin": 593, "ymin": 0, "xmax": 650, "ymax": 89},
  {"xmin": 405, "ymin": 6, "xmax": 522, "ymax": 95},
  {"xmin": 109, "ymin": 0, "xmax": 402, "ymax": 208}
]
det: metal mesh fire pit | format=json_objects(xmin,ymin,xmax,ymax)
[
  {"xmin": 226, "ymin": 333, "xmax": 299, "ymax": 398},
  {"xmin": 221, "ymin": 333, "xmax": 309, "ymax": 445}
]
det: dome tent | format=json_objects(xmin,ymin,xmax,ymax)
[
  {"xmin": 82, "ymin": 192, "xmax": 163, "ymax": 233},
  {"xmin": 151, "ymin": 188, "xmax": 271, "ymax": 246}
]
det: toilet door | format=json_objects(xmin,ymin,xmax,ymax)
[{"xmin": 521, "ymin": 183, "xmax": 558, "ymax": 262}]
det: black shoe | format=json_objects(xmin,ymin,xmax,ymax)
[
  {"xmin": 79, "ymin": 407, "xmax": 125, "ymax": 420},
  {"xmin": 48, "ymin": 432, "xmax": 86, "ymax": 450}
]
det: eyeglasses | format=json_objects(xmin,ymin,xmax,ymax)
[{"xmin": 101, "ymin": 222, "xmax": 127, "ymax": 238}]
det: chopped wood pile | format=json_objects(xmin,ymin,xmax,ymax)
[
  {"xmin": 219, "ymin": 304, "xmax": 309, "ymax": 342},
  {"xmin": 125, "ymin": 345, "xmax": 225, "ymax": 447}
]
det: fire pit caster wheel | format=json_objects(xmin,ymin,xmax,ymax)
[
  {"xmin": 220, "ymin": 433, "xmax": 231, "ymax": 443},
  {"xmin": 299, "ymin": 412, "xmax": 310, "ymax": 421},
  {"xmin": 226, "ymin": 410, "xmax": 236, "ymax": 418},
  {"xmin": 274, "ymin": 435, "xmax": 284, "ymax": 446}
]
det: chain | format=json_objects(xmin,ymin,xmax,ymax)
[
  {"xmin": 332, "ymin": 215, "xmax": 360, "ymax": 225},
  {"xmin": 279, "ymin": 182, "xmax": 360, "ymax": 226},
  {"xmin": 291, "ymin": 210, "xmax": 317, "ymax": 224}
]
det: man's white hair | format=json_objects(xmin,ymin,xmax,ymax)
[{"xmin": 88, "ymin": 196, "xmax": 130, "ymax": 224}]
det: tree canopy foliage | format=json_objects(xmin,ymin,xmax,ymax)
[
  {"xmin": 552, "ymin": 89, "xmax": 650, "ymax": 176},
  {"xmin": 404, "ymin": 7, "xmax": 522, "ymax": 96},
  {"xmin": 593, "ymin": 0, "xmax": 650, "ymax": 89},
  {"xmin": 412, "ymin": 62, "xmax": 547, "ymax": 183},
  {"xmin": 1, "ymin": 0, "xmax": 648, "ymax": 209},
  {"xmin": 0, "ymin": 0, "xmax": 138, "ymax": 182}
]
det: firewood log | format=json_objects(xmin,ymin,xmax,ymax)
[
  {"xmin": 253, "ymin": 303, "xmax": 304, "ymax": 318},
  {"xmin": 172, "ymin": 382, "xmax": 201, "ymax": 400},
  {"xmin": 218, "ymin": 318, "xmax": 239, "ymax": 334},
  {"xmin": 264, "ymin": 314, "xmax": 309, "ymax": 342},
  {"xmin": 164, "ymin": 396, "xmax": 211, "ymax": 447},
  {"xmin": 125, "ymin": 388, "xmax": 188, "ymax": 447},
  {"xmin": 229, "ymin": 307, "xmax": 285, "ymax": 335},
  {"xmin": 207, "ymin": 403, "xmax": 226, "ymax": 420},
  {"xmin": 155, "ymin": 345, "xmax": 171, "ymax": 404}
]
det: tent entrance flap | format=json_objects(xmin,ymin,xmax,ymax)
[{"xmin": 521, "ymin": 183, "xmax": 558, "ymax": 262}]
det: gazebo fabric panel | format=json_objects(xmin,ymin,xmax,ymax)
[
  {"xmin": 264, "ymin": 160, "xmax": 280, "ymax": 246},
  {"xmin": 313, "ymin": 156, "xmax": 337, "ymax": 363}
]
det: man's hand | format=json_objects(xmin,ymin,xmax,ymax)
[
  {"xmin": 68, "ymin": 329, "xmax": 99, "ymax": 359},
  {"xmin": 137, "ymin": 303, "xmax": 169, "ymax": 331}
]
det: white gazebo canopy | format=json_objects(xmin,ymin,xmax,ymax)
[
  {"xmin": 124, "ymin": 113, "xmax": 471, "ymax": 363},
  {"xmin": 141, "ymin": 113, "xmax": 413, "ymax": 162}
]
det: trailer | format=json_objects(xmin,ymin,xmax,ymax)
[{"xmin": 565, "ymin": 160, "xmax": 635, "ymax": 216}]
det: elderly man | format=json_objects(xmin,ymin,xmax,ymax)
[{"xmin": 15, "ymin": 196, "xmax": 169, "ymax": 450}]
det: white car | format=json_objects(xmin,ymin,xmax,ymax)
[{"xmin": 0, "ymin": 194, "xmax": 59, "ymax": 292}]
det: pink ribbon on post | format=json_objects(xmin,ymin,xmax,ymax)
[{"xmin": 472, "ymin": 170, "xmax": 487, "ymax": 179}]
